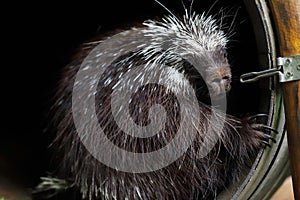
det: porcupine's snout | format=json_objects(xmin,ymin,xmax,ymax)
[{"xmin": 206, "ymin": 66, "xmax": 232, "ymax": 97}]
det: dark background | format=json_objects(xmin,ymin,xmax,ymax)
[{"xmin": 1, "ymin": 0, "xmax": 260, "ymax": 197}]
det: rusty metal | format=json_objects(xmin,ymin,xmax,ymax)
[{"xmin": 268, "ymin": 0, "xmax": 300, "ymax": 199}]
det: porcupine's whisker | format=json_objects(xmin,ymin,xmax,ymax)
[
  {"xmin": 154, "ymin": 0, "xmax": 179, "ymax": 22},
  {"xmin": 189, "ymin": 0, "xmax": 195, "ymax": 17},
  {"xmin": 207, "ymin": 0, "xmax": 220, "ymax": 17},
  {"xmin": 180, "ymin": 0, "xmax": 187, "ymax": 14},
  {"xmin": 227, "ymin": 7, "xmax": 240, "ymax": 38}
]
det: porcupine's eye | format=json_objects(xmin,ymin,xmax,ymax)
[{"xmin": 207, "ymin": 67, "xmax": 232, "ymax": 97}]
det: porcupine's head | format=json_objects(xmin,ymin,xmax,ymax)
[{"xmin": 140, "ymin": 11, "xmax": 232, "ymax": 99}]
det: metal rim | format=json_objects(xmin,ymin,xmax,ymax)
[{"xmin": 218, "ymin": 0, "xmax": 289, "ymax": 199}]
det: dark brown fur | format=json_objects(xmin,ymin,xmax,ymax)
[
  {"xmin": 49, "ymin": 39, "xmax": 273, "ymax": 200},
  {"xmin": 47, "ymin": 12, "xmax": 276, "ymax": 199}
]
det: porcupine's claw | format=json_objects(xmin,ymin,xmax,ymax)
[
  {"xmin": 255, "ymin": 131, "xmax": 276, "ymax": 148},
  {"xmin": 260, "ymin": 125, "xmax": 279, "ymax": 134},
  {"xmin": 251, "ymin": 123, "xmax": 279, "ymax": 134},
  {"xmin": 249, "ymin": 113, "xmax": 269, "ymax": 120},
  {"xmin": 259, "ymin": 139, "xmax": 272, "ymax": 148},
  {"xmin": 245, "ymin": 114, "xmax": 278, "ymax": 148},
  {"xmin": 263, "ymin": 133, "xmax": 277, "ymax": 143}
]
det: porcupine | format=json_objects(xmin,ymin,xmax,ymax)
[{"xmin": 45, "ymin": 6, "xmax": 277, "ymax": 200}]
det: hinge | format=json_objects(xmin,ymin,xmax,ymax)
[{"xmin": 240, "ymin": 54, "xmax": 300, "ymax": 83}]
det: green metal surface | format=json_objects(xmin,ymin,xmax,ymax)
[{"xmin": 218, "ymin": 0, "xmax": 290, "ymax": 199}]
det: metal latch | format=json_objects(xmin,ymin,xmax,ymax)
[{"xmin": 240, "ymin": 54, "xmax": 300, "ymax": 83}]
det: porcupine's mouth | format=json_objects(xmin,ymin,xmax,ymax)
[{"xmin": 207, "ymin": 77, "xmax": 231, "ymax": 98}]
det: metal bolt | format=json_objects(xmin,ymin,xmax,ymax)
[
  {"xmin": 285, "ymin": 72, "xmax": 293, "ymax": 79},
  {"xmin": 285, "ymin": 59, "xmax": 291, "ymax": 65},
  {"xmin": 297, "ymin": 65, "xmax": 300, "ymax": 71}
]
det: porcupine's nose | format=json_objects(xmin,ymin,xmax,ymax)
[{"xmin": 209, "ymin": 68, "xmax": 232, "ymax": 96}]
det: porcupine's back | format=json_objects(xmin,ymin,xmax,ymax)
[{"xmin": 51, "ymin": 11, "xmax": 255, "ymax": 200}]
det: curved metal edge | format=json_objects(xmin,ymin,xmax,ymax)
[
  {"xmin": 217, "ymin": 0, "xmax": 289, "ymax": 199},
  {"xmin": 243, "ymin": 89, "xmax": 289, "ymax": 200},
  {"xmin": 236, "ymin": 0, "xmax": 290, "ymax": 199}
]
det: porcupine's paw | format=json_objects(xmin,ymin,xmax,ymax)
[{"xmin": 242, "ymin": 114, "xmax": 278, "ymax": 148}]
